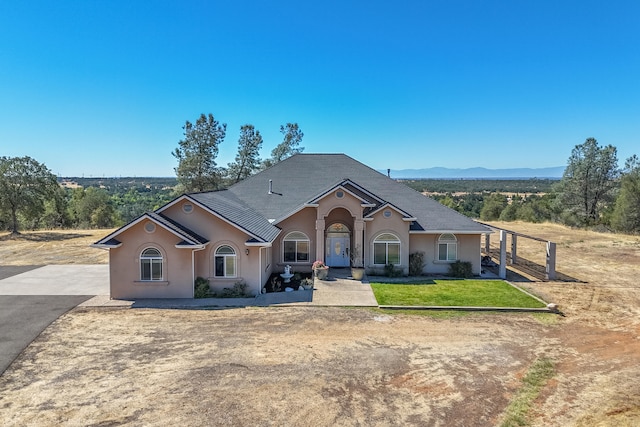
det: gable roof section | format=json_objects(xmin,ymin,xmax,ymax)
[
  {"xmin": 93, "ymin": 211, "xmax": 208, "ymax": 248},
  {"xmin": 308, "ymin": 179, "xmax": 384, "ymax": 208},
  {"xmin": 184, "ymin": 192, "xmax": 281, "ymax": 243},
  {"xmin": 228, "ymin": 154, "xmax": 491, "ymax": 233}
]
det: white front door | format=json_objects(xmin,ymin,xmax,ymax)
[{"xmin": 326, "ymin": 237, "xmax": 350, "ymax": 267}]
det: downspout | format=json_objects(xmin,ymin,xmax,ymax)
[{"xmin": 191, "ymin": 246, "xmax": 207, "ymax": 298}]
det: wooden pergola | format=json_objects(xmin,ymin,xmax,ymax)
[{"xmin": 481, "ymin": 223, "xmax": 556, "ymax": 280}]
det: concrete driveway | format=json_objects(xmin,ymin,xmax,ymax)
[
  {"xmin": 0, "ymin": 265, "xmax": 109, "ymax": 375},
  {"xmin": 0, "ymin": 265, "xmax": 109, "ymax": 295}
]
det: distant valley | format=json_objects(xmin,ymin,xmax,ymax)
[{"xmin": 382, "ymin": 166, "xmax": 565, "ymax": 179}]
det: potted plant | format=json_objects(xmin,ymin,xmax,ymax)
[
  {"xmin": 349, "ymin": 244, "xmax": 365, "ymax": 280},
  {"xmin": 312, "ymin": 260, "xmax": 329, "ymax": 280}
]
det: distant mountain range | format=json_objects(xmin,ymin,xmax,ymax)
[{"xmin": 381, "ymin": 166, "xmax": 565, "ymax": 179}]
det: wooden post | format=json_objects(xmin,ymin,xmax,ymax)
[
  {"xmin": 546, "ymin": 241, "xmax": 556, "ymax": 280},
  {"xmin": 499, "ymin": 230, "xmax": 507, "ymax": 279},
  {"xmin": 484, "ymin": 233, "xmax": 491, "ymax": 253},
  {"xmin": 510, "ymin": 234, "xmax": 517, "ymax": 265}
]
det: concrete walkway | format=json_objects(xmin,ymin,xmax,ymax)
[
  {"xmin": 80, "ymin": 266, "xmax": 378, "ymax": 309},
  {"xmin": 306, "ymin": 267, "xmax": 378, "ymax": 306}
]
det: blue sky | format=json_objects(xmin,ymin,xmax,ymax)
[{"xmin": 1, "ymin": 1, "xmax": 638, "ymax": 177}]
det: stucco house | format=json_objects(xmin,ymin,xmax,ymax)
[{"xmin": 94, "ymin": 154, "xmax": 491, "ymax": 299}]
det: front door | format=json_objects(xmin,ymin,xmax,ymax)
[{"xmin": 326, "ymin": 237, "xmax": 350, "ymax": 267}]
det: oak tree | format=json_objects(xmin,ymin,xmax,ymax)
[{"xmin": 0, "ymin": 156, "xmax": 59, "ymax": 234}]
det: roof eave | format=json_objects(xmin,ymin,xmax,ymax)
[{"xmin": 90, "ymin": 243, "xmax": 122, "ymax": 249}]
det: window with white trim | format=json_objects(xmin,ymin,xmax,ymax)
[
  {"xmin": 140, "ymin": 247, "xmax": 163, "ymax": 281},
  {"xmin": 373, "ymin": 233, "xmax": 400, "ymax": 265},
  {"xmin": 215, "ymin": 245, "xmax": 237, "ymax": 277},
  {"xmin": 283, "ymin": 231, "xmax": 309, "ymax": 263},
  {"xmin": 438, "ymin": 234, "xmax": 458, "ymax": 261}
]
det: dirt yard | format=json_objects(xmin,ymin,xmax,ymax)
[{"xmin": 0, "ymin": 224, "xmax": 639, "ymax": 426}]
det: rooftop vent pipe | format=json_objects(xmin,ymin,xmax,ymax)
[{"xmin": 268, "ymin": 179, "xmax": 273, "ymax": 195}]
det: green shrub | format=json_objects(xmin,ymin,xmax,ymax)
[
  {"xmin": 448, "ymin": 260, "xmax": 473, "ymax": 278},
  {"xmin": 384, "ymin": 263, "xmax": 402, "ymax": 278},
  {"xmin": 218, "ymin": 280, "xmax": 250, "ymax": 298},
  {"xmin": 409, "ymin": 251, "xmax": 425, "ymax": 276},
  {"xmin": 194, "ymin": 277, "xmax": 211, "ymax": 298}
]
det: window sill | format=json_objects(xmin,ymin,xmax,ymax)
[
  {"xmin": 433, "ymin": 260, "xmax": 456, "ymax": 264},
  {"xmin": 134, "ymin": 280, "xmax": 169, "ymax": 286}
]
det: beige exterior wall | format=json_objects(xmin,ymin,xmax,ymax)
[
  {"xmin": 273, "ymin": 207, "xmax": 317, "ymax": 273},
  {"xmin": 364, "ymin": 208, "xmax": 411, "ymax": 275},
  {"xmin": 107, "ymin": 194, "xmax": 486, "ymax": 299},
  {"xmin": 109, "ymin": 220, "xmax": 194, "ymax": 299},
  {"xmin": 408, "ymin": 233, "xmax": 482, "ymax": 275},
  {"xmin": 108, "ymin": 199, "xmax": 272, "ymax": 298}
]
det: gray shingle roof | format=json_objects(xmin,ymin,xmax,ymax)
[
  {"xmin": 147, "ymin": 212, "xmax": 209, "ymax": 245},
  {"xmin": 227, "ymin": 154, "xmax": 490, "ymax": 233},
  {"xmin": 94, "ymin": 211, "xmax": 209, "ymax": 246},
  {"xmin": 187, "ymin": 191, "xmax": 281, "ymax": 242}
]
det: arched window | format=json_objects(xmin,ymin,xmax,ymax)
[
  {"xmin": 140, "ymin": 247, "xmax": 163, "ymax": 281},
  {"xmin": 283, "ymin": 231, "xmax": 309, "ymax": 263},
  {"xmin": 438, "ymin": 234, "xmax": 458, "ymax": 261},
  {"xmin": 215, "ymin": 245, "xmax": 237, "ymax": 278},
  {"xmin": 373, "ymin": 233, "xmax": 400, "ymax": 265}
]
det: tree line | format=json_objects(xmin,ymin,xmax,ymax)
[
  {"xmin": 172, "ymin": 113, "xmax": 304, "ymax": 192},
  {"xmin": 419, "ymin": 138, "xmax": 640, "ymax": 234},
  {"xmin": 2, "ymin": 135, "xmax": 639, "ymax": 235},
  {"xmin": 1, "ymin": 113, "xmax": 303, "ymax": 234}
]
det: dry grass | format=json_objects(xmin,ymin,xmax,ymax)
[
  {"xmin": 0, "ymin": 229, "xmax": 113, "ymax": 265},
  {"xmin": 1, "ymin": 223, "xmax": 640, "ymax": 426}
]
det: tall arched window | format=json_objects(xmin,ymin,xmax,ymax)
[
  {"xmin": 283, "ymin": 231, "xmax": 309, "ymax": 263},
  {"xmin": 438, "ymin": 234, "xmax": 458, "ymax": 261},
  {"xmin": 140, "ymin": 247, "xmax": 163, "ymax": 281},
  {"xmin": 215, "ymin": 245, "xmax": 237, "ymax": 277},
  {"xmin": 373, "ymin": 233, "xmax": 400, "ymax": 265}
]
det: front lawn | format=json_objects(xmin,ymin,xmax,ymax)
[{"xmin": 371, "ymin": 280, "xmax": 546, "ymax": 308}]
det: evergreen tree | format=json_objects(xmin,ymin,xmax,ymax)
[
  {"xmin": 556, "ymin": 138, "xmax": 619, "ymax": 226},
  {"xmin": 227, "ymin": 124, "xmax": 263, "ymax": 183},
  {"xmin": 611, "ymin": 155, "xmax": 640, "ymax": 233},
  {"xmin": 172, "ymin": 113, "xmax": 226, "ymax": 192},
  {"xmin": 263, "ymin": 123, "xmax": 304, "ymax": 168}
]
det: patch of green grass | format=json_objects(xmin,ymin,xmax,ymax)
[
  {"xmin": 500, "ymin": 357, "xmax": 555, "ymax": 426},
  {"xmin": 530, "ymin": 312, "xmax": 559, "ymax": 325},
  {"xmin": 370, "ymin": 280, "xmax": 546, "ymax": 308}
]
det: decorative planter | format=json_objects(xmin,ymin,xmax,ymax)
[
  {"xmin": 314, "ymin": 266, "xmax": 329, "ymax": 280},
  {"xmin": 351, "ymin": 267, "xmax": 365, "ymax": 280}
]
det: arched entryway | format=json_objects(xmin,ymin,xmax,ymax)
[{"xmin": 326, "ymin": 223, "xmax": 350, "ymax": 267}]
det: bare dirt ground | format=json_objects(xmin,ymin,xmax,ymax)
[{"xmin": 1, "ymin": 224, "xmax": 639, "ymax": 426}]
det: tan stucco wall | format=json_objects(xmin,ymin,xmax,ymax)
[
  {"xmin": 164, "ymin": 201, "xmax": 264, "ymax": 296},
  {"xmin": 365, "ymin": 209, "xmax": 411, "ymax": 275},
  {"xmin": 408, "ymin": 233, "xmax": 482, "ymax": 275},
  {"xmin": 109, "ymin": 221, "xmax": 194, "ymax": 299},
  {"xmin": 109, "ymin": 200, "xmax": 267, "ymax": 298},
  {"xmin": 108, "ymin": 195, "xmax": 486, "ymax": 299},
  {"xmin": 273, "ymin": 207, "xmax": 316, "ymax": 273}
]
